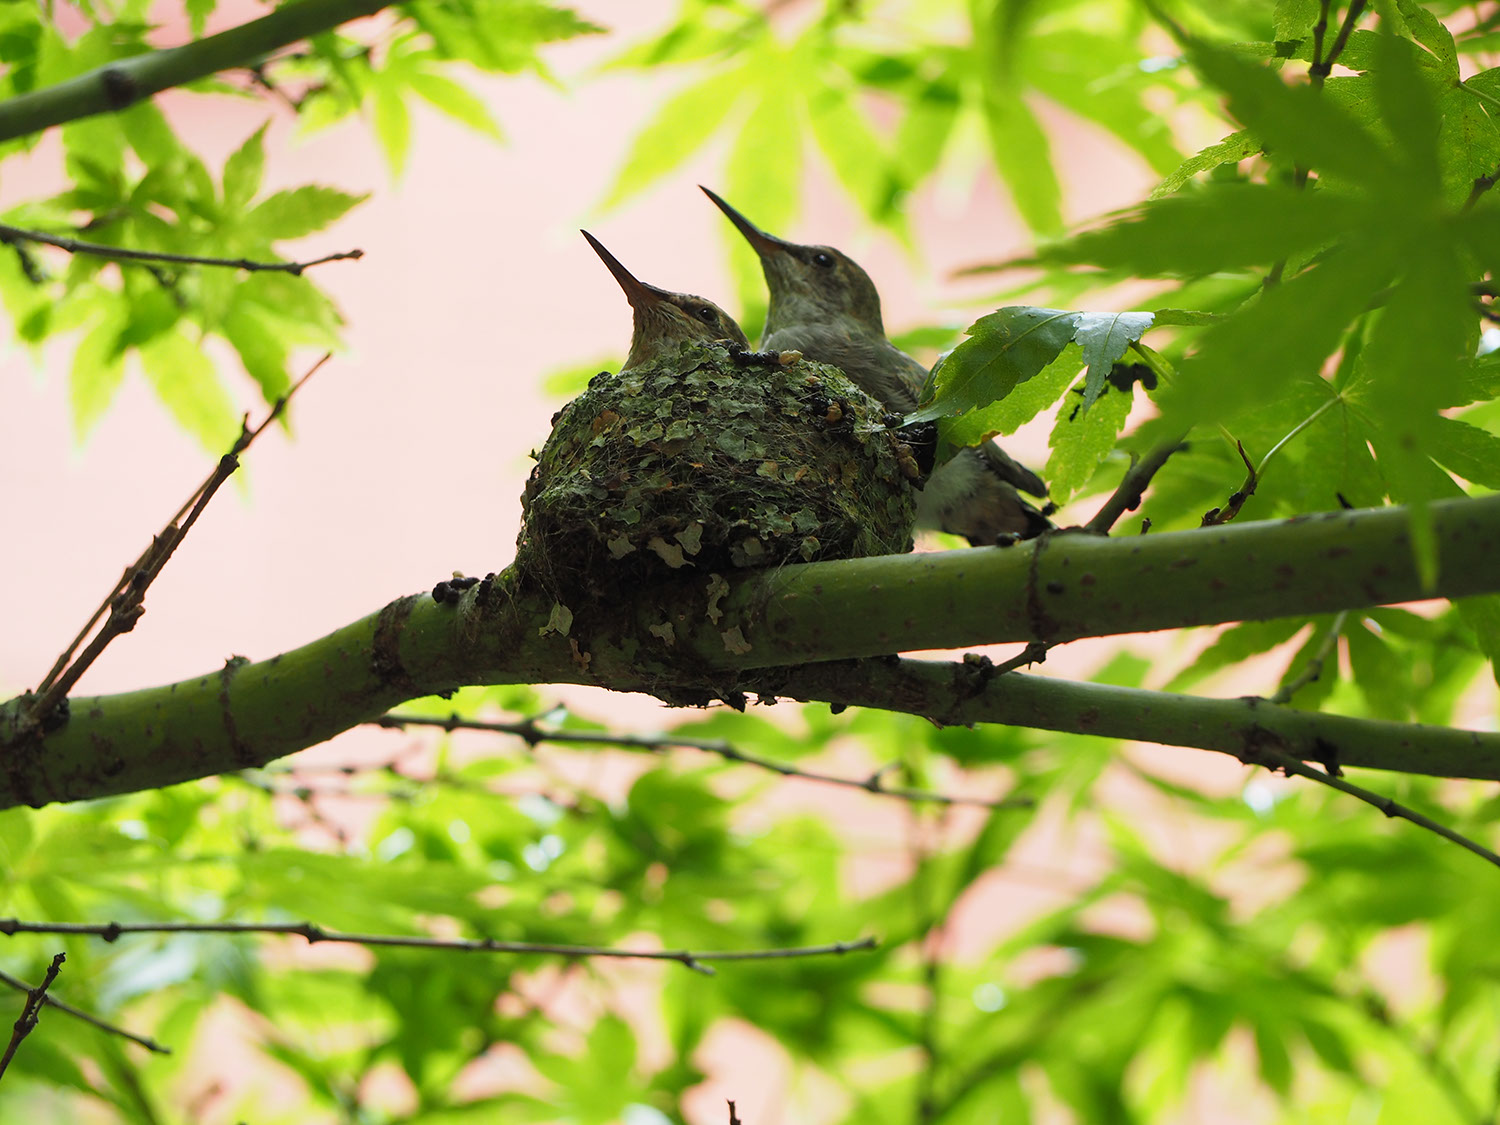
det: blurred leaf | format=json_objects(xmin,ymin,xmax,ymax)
[
  {"xmin": 138, "ymin": 328, "xmax": 240, "ymax": 452},
  {"xmin": 68, "ymin": 302, "xmax": 129, "ymax": 440},
  {"xmin": 606, "ymin": 64, "xmax": 748, "ymax": 207},
  {"xmin": 806, "ymin": 80, "xmax": 897, "ymax": 228},
  {"xmin": 222, "ymin": 122, "xmax": 268, "ymax": 213},
  {"xmin": 979, "ymin": 88, "xmax": 1062, "ymax": 236},
  {"xmin": 1455, "ymin": 595, "xmax": 1500, "ymax": 687},
  {"xmin": 1426, "ymin": 416, "xmax": 1500, "ymax": 489},
  {"xmin": 1040, "ymin": 183, "xmax": 1356, "ymax": 277},
  {"xmin": 222, "ymin": 300, "xmax": 291, "ymax": 401},
  {"xmin": 1187, "ymin": 39, "xmax": 1400, "ymax": 184},
  {"xmin": 1151, "ymin": 129, "xmax": 1258, "ymax": 198},
  {"xmin": 1168, "ymin": 618, "xmax": 1313, "ymax": 691},
  {"xmin": 372, "ymin": 78, "xmax": 414, "ymax": 175},
  {"xmin": 246, "ymin": 186, "xmax": 367, "ymax": 241},
  {"xmin": 408, "ymin": 67, "xmax": 506, "ymax": 140}
]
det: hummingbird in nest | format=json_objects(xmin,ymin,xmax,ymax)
[
  {"xmin": 582, "ymin": 230, "xmax": 749, "ymax": 371},
  {"xmin": 701, "ymin": 188, "xmax": 1053, "ymax": 543}
]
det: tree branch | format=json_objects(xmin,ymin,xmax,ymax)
[
  {"xmin": 1085, "ymin": 438, "xmax": 1185, "ymax": 533},
  {"xmin": 0, "ymin": 921, "xmax": 875, "ymax": 978},
  {"xmin": 786, "ymin": 658, "xmax": 1500, "ymax": 781},
  {"xmin": 0, "ymin": 952, "xmax": 63, "ymax": 1079},
  {"xmin": 0, "ymin": 967, "xmax": 168, "ymax": 1055},
  {"xmin": 1244, "ymin": 745, "xmax": 1500, "ymax": 870},
  {"xmin": 371, "ymin": 712, "xmax": 1031, "ymax": 809},
  {"xmin": 0, "ymin": 224, "xmax": 363, "ymax": 275},
  {"xmin": 4, "ymin": 494, "xmax": 1500, "ymax": 808},
  {"xmin": 19, "ymin": 355, "xmax": 328, "ymax": 739},
  {"xmin": 0, "ymin": 0, "xmax": 396, "ymax": 143}
]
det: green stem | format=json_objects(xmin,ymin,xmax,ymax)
[
  {"xmin": 5, "ymin": 494, "xmax": 1500, "ymax": 808},
  {"xmin": 697, "ymin": 492, "xmax": 1500, "ymax": 668},
  {"xmin": 0, "ymin": 0, "xmax": 396, "ymax": 144},
  {"xmin": 787, "ymin": 658, "xmax": 1500, "ymax": 781},
  {"xmin": 1255, "ymin": 393, "xmax": 1340, "ymax": 478}
]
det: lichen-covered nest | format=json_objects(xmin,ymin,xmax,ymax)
[{"xmin": 515, "ymin": 342, "xmax": 917, "ymax": 605}]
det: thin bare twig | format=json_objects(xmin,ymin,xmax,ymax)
[
  {"xmin": 1086, "ymin": 439, "xmax": 1186, "ymax": 533},
  {"xmin": 1244, "ymin": 744, "xmax": 1500, "ymax": 870},
  {"xmin": 1269, "ymin": 611, "xmax": 1348, "ymax": 705},
  {"xmin": 0, "ymin": 952, "xmax": 63, "ymax": 1079},
  {"xmin": 990, "ymin": 641, "xmax": 1051, "ymax": 675},
  {"xmin": 0, "ymin": 966, "xmax": 168, "ymax": 1054},
  {"xmin": 0, "ymin": 920, "xmax": 875, "ymax": 978},
  {"xmin": 1463, "ymin": 165, "xmax": 1500, "ymax": 212},
  {"xmin": 1309, "ymin": 0, "xmax": 1333, "ymax": 84},
  {"xmin": 0, "ymin": 224, "xmax": 362, "ymax": 276},
  {"xmin": 1266, "ymin": 2, "xmax": 1367, "ymax": 285},
  {"xmin": 18, "ymin": 355, "xmax": 331, "ymax": 736},
  {"xmin": 1311, "ymin": 0, "xmax": 1369, "ymax": 80},
  {"xmin": 910, "ymin": 807, "xmax": 949, "ymax": 1125},
  {"xmin": 1201, "ymin": 439, "xmax": 1257, "ymax": 526},
  {"xmin": 371, "ymin": 712, "xmax": 1030, "ymax": 810}
]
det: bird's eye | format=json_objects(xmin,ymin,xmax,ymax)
[
  {"xmin": 696, "ymin": 306, "xmax": 718, "ymax": 324},
  {"xmin": 812, "ymin": 251, "xmax": 835, "ymax": 268}
]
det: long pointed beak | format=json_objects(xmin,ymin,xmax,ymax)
[
  {"xmin": 581, "ymin": 230, "xmax": 670, "ymax": 310},
  {"xmin": 700, "ymin": 186, "xmax": 788, "ymax": 257}
]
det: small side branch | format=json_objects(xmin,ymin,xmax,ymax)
[
  {"xmin": 0, "ymin": 952, "xmax": 64, "ymax": 1080},
  {"xmin": 1201, "ymin": 439, "xmax": 1257, "ymax": 526},
  {"xmin": 1245, "ymin": 743, "xmax": 1500, "ymax": 871},
  {"xmin": 1269, "ymin": 611, "xmax": 1347, "ymax": 705},
  {"xmin": 0, "ymin": 921, "xmax": 875, "ymax": 978},
  {"xmin": 0, "ymin": 224, "xmax": 362, "ymax": 276},
  {"xmin": 0, "ymin": 966, "xmax": 168, "ymax": 1054},
  {"xmin": 1310, "ymin": 0, "xmax": 1369, "ymax": 80},
  {"xmin": 1086, "ymin": 438, "xmax": 1185, "ymax": 533},
  {"xmin": 17, "ymin": 355, "xmax": 330, "ymax": 740},
  {"xmin": 372, "ymin": 712, "xmax": 1029, "ymax": 810}
]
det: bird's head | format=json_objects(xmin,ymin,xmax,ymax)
[
  {"xmin": 582, "ymin": 230, "xmax": 749, "ymax": 371},
  {"xmin": 701, "ymin": 186, "xmax": 884, "ymax": 336}
]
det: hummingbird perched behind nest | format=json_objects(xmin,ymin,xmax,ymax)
[
  {"xmin": 581, "ymin": 230, "xmax": 749, "ymax": 370},
  {"xmin": 702, "ymin": 188, "xmax": 1053, "ymax": 545}
]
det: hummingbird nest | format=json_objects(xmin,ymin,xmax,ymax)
[{"xmin": 516, "ymin": 342, "xmax": 917, "ymax": 607}]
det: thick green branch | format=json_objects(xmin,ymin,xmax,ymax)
[
  {"xmin": 0, "ymin": 0, "xmax": 395, "ymax": 144},
  {"xmin": 688, "ymin": 494, "xmax": 1500, "ymax": 668},
  {"xmin": 780, "ymin": 659, "xmax": 1500, "ymax": 781},
  {"xmin": 4, "ymin": 495, "xmax": 1499, "ymax": 808}
]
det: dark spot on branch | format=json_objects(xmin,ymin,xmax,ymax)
[
  {"xmin": 219, "ymin": 655, "xmax": 254, "ymax": 767},
  {"xmin": 372, "ymin": 596, "xmax": 418, "ymax": 691},
  {"xmin": 99, "ymin": 67, "xmax": 139, "ymax": 109}
]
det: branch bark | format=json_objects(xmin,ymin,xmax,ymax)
[
  {"xmin": 4, "ymin": 494, "xmax": 1499, "ymax": 808},
  {"xmin": 0, "ymin": 0, "xmax": 395, "ymax": 144}
]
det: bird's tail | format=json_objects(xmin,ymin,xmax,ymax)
[{"xmin": 977, "ymin": 440, "xmax": 1048, "ymax": 498}]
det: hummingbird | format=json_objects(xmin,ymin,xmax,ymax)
[
  {"xmin": 702, "ymin": 188, "xmax": 1053, "ymax": 543},
  {"xmin": 582, "ymin": 230, "xmax": 748, "ymax": 370}
]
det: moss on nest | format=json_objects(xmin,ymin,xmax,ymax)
[{"xmin": 515, "ymin": 342, "xmax": 916, "ymax": 606}]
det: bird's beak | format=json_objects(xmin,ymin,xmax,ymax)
[
  {"xmin": 700, "ymin": 186, "xmax": 789, "ymax": 258},
  {"xmin": 581, "ymin": 230, "xmax": 673, "ymax": 311}
]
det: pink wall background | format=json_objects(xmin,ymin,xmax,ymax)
[{"xmin": 1, "ymin": 6, "xmax": 1437, "ymax": 1123}]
